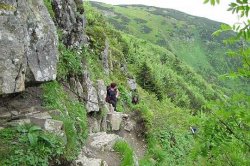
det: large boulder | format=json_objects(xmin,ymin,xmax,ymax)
[
  {"xmin": 89, "ymin": 132, "xmax": 122, "ymax": 151},
  {"xmin": 0, "ymin": 0, "xmax": 58, "ymax": 95},
  {"xmin": 29, "ymin": 112, "xmax": 63, "ymax": 134},
  {"xmin": 82, "ymin": 70, "xmax": 99, "ymax": 112},
  {"xmin": 107, "ymin": 112, "xmax": 128, "ymax": 131}
]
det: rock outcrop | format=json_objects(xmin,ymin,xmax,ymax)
[
  {"xmin": 82, "ymin": 70, "xmax": 99, "ymax": 112},
  {"xmin": 127, "ymin": 78, "xmax": 137, "ymax": 90},
  {"xmin": 52, "ymin": 0, "xmax": 88, "ymax": 47},
  {"xmin": 29, "ymin": 112, "xmax": 64, "ymax": 134},
  {"xmin": 0, "ymin": 0, "xmax": 58, "ymax": 95},
  {"xmin": 101, "ymin": 40, "xmax": 110, "ymax": 75},
  {"xmin": 97, "ymin": 80, "xmax": 109, "ymax": 131}
]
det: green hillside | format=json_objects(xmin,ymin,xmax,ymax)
[
  {"xmin": 1, "ymin": 1, "xmax": 249, "ymax": 166},
  {"xmin": 84, "ymin": 2, "xmax": 226, "ymax": 110},
  {"xmin": 91, "ymin": 2, "xmax": 248, "ymax": 92},
  {"xmin": 84, "ymin": 3, "xmax": 249, "ymax": 165}
]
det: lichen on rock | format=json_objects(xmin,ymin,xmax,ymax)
[{"xmin": 0, "ymin": 0, "xmax": 58, "ymax": 95}]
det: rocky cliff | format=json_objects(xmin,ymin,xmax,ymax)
[{"xmin": 0, "ymin": 0, "xmax": 58, "ymax": 94}]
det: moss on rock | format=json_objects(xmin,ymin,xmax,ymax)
[{"xmin": 0, "ymin": 3, "xmax": 16, "ymax": 11}]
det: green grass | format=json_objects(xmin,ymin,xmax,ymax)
[
  {"xmin": 42, "ymin": 81, "xmax": 88, "ymax": 160},
  {"xmin": 133, "ymin": 88, "xmax": 195, "ymax": 165},
  {"xmin": 114, "ymin": 140, "xmax": 135, "ymax": 166},
  {"xmin": 0, "ymin": 125, "xmax": 64, "ymax": 166}
]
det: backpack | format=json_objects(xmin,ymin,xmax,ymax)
[
  {"xmin": 105, "ymin": 86, "xmax": 116, "ymax": 103},
  {"xmin": 105, "ymin": 86, "xmax": 111, "ymax": 103}
]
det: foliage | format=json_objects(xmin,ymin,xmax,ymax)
[
  {"xmin": 205, "ymin": 0, "xmax": 250, "ymax": 78},
  {"xmin": 134, "ymin": 89, "xmax": 194, "ymax": 165},
  {"xmin": 116, "ymin": 84, "xmax": 133, "ymax": 112},
  {"xmin": 86, "ymin": 2, "xmax": 250, "ymax": 165},
  {"xmin": 114, "ymin": 140, "xmax": 135, "ymax": 166},
  {"xmin": 57, "ymin": 42, "xmax": 84, "ymax": 80},
  {"xmin": 39, "ymin": 2, "xmax": 250, "ymax": 165},
  {"xmin": 137, "ymin": 62, "xmax": 163, "ymax": 100},
  {"xmin": 0, "ymin": 3, "xmax": 15, "ymax": 11},
  {"xmin": 91, "ymin": 1, "xmax": 249, "ymax": 92},
  {"xmin": 192, "ymin": 93, "xmax": 250, "ymax": 165},
  {"xmin": 0, "ymin": 125, "xmax": 64, "ymax": 166},
  {"xmin": 123, "ymin": 34, "xmax": 222, "ymax": 109},
  {"xmin": 195, "ymin": 1, "xmax": 250, "ymax": 165},
  {"xmin": 42, "ymin": 81, "xmax": 88, "ymax": 160}
]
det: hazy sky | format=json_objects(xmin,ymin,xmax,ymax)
[{"xmin": 90, "ymin": 0, "xmax": 238, "ymax": 25}]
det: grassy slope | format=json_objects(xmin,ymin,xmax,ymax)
[
  {"xmin": 91, "ymin": 2, "xmax": 249, "ymax": 93},
  {"xmin": 122, "ymin": 33, "xmax": 226, "ymax": 109}
]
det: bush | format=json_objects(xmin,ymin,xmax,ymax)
[
  {"xmin": 57, "ymin": 43, "xmax": 83, "ymax": 80},
  {"xmin": 137, "ymin": 62, "xmax": 163, "ymax": 100}
]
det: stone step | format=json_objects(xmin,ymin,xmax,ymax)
[
  {"xmin": 106, "ymin": 112, "xmax": 128, "ymax": 131},
  {"xmin": 89, "ymin": 132, "xmax": 122, "ymax": 151},
  {"xmin": 74, "ymin": 156, "xmax": 108, "ymax": 166}
]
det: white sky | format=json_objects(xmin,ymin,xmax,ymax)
[{"xmin": 90, "ymin": 0, "xmax": 238, "ymax": 25}]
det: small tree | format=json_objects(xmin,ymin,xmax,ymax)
[{"xmin": 137, "ymin": 62, "xmax": 163, "ymax": 100}]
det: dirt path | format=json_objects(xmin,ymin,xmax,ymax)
[{"xmin": 117, "ymin": 129, "xmax": 147, "ymax": 159}]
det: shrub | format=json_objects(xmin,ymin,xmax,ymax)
[{"xmin": 57, "ymin": 43, "xmax": 83, "ymax": 80}]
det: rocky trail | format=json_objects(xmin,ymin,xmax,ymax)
[{"xmin": 0, "ymin": 81, "xmax": 146, "ymax": 166}]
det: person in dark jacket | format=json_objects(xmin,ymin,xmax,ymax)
[{"xmin": 106, "ymin": 83, "xmax": 119, "ymax": 111}]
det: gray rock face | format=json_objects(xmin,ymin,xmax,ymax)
[
  {"xmin": 70, "ymin": 77, "xmax": 84, "ymax": 99},
  {"xmin": 52, "ymin": 0, "xmax": 88, "ymax": 47},
  {"xmin": 0, "ymin": 0, "xmax": 58, "ymax": 94},
  {"xmin": 82, "ymin": 70, "xmax": 99, "ymax": 112},
  {"xmin": 88, "ymin": 116, "xmax": 101, "ymax": 133},
  {"xmin": 97, "ymin": 80, "xmax": 107, "ymax": 105},
  {"xmin": 101, "ymin": 40, "xmax": 109, "ymax": 75},
  {"xmin": 127, "ymin": 78, "xmax": 137, "ymax": 90},
  {"xmin": 97, "ymin": 80, "xmax": 112, "ymax": 132},
  {"xmin": 124, "ymin": 121, "xmax": 135, "ymax": 132}
]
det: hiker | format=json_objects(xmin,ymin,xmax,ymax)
[
  {"xmin": 132, "ymin": 89, "xmax": 139, "ymax": 105},
  {"xmin": 190, "ymin": 126, "xmax": 197, "ymax": 134},
  {"xmin": 106, "ymin": 83, "xmax": 119, "ymax": 112}
]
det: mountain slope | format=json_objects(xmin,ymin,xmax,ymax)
[{"xmin": 90, "ymin": 2, "xmax": 247, "ymax": 91}]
